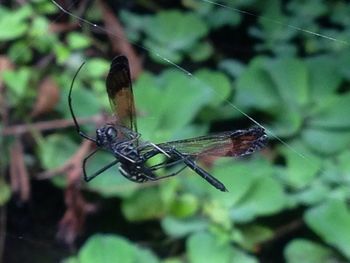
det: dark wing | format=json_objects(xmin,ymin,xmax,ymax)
[
  {"xmin": 106, "ymin": 55, "xmax": 137, "ymax": 133},
  {"xmin": 157, "ymin": 127, "xmax": 267, "ymax": 157}
]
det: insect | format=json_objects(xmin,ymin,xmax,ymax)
[{"xmin": 68, "ymin": 55, "xmax": 267, "ymax": 192}]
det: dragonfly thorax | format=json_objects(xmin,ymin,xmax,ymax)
[{"xmin": 96, "ymin": 125, "xmax": 119, "ymax": 148}]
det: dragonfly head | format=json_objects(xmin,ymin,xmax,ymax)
[{"xmin": 96, "ymin": 125, "xmax": 118, "ymax": 147}]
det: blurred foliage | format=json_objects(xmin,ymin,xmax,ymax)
[{"xmin": 1, "ymin": 0, "xmax": 350, "ymax": 262}]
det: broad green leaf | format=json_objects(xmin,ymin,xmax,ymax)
[
  {"xmin": 2, "ymin": 68, "xmax": 31, "ymax": 102},
  {"xmin": 162, "ymin": 216, "xmax": 208, "ymax": 238},
  {"xmin": 82, "ymin": 58, "xmax": 110, "ymax": 79},
  {"xmin": 38, "ymin": 134, "xmax": 77, "ymax": 170},
  {"xmin": 239, "ymin": 225, "xmax": 274, "ymax": 251},
  {"xmin": 187, "ymin": 232, "xmax": 232, "ymax": 263},
  {"xmin": 281, "ymin": 140, "xmax": 322, "ymax": 189},
  {"xmin": 235, "ymin": 57, "xmax": 280, "ymax": 111},
  {"xmin": 264, "ymin": 57, "xmax": 309, "ymax": 108},
  {"xmin": 231, "ymin": 176, "xmax": 287, "ymax": 222},
  {"xmin": 309, "ymin": 93, "xmax": 350, "ymax": 129},
  {"xmin": 194, "ymin": 69, "xmax": 231, "ymax": 106},
  {"xmin": 0, "ymin": 6, "xmax": 31, "ymax": 40},
  {"xmin": 284, "ymin": 239, "xmax": 335, "ymax": 263},
  {"xmin": 67, "ymin": 32, "xmax": 91, "ymax": 50},
  {"xmin": 293, "ymin": 180, "xmax": 330, "ymax": 206},
  {"xmin": 305, "ymin": 199, "xmax": 350, "ymax": 259},
  {"xmin": 189, "ymin": 41, "xmax": 213, "ymax": 62},
  {"xmin": 144, "ymin": 10, "xmax": 208, "ymax": 63},
  {"xmin": 219, "ymin": 59, "xmax": 245, "ymax": 79},
  {"xmin": 187, "ymin": 232, "xmax": 257, "ymax": 263},
  {"xmin": 302, "ymin": 127, "xmax": 350, "ymax": 155},
  {"xmin": 169, "ymin": 193, "xmax": 199, "ymax": 218},
  {"xmin": 77, "ymin": 234, "xmax": 159, "ymax": 263},
  {"xmin": 306, "ymin": 55, "xmax": 342, "ymax": 100},
  {"xmin": 134, "ymin": 70, "xmax": 211, "ymax": 142},
  {"xmin": 206, "ymin": 8, "xmax": 241, "ymax": 29},
  {"xmin": 122, "ymin": 187, "xmax": 166, "ymax": 221}
]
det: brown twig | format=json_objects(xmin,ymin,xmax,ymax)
[
  {"xmin": 97, "ymin": 0, "xmax": 143, "ymax": 79},
  {"xmin": 36, "ymin": 139, "xmax": 93, "ymax": 180},
  {"xmin": 1, "ymin": 115, "xmax": 107, "ymax": 136},
  {"xmin": 9, "ymin": 138, "xmax": 30, "ymax": 202}
]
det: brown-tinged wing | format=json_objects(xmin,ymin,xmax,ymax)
[
  {"xmin": 106, "ymin": 55, "xmax": 137, "ymax": 133},
  {"xmin": 156, "ymin": 127, "xmax": 267, "ymax": 157}
]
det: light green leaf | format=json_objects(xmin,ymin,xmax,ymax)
[
  {"xmin": 306, "ymin": 55, "xmax": 342, "ymax": 100},
  {"xmin": 77, "ymin": 234, "xmax": 159, "ymax": 263},
  {"xmin": 38, "ymin": 134, "xmax": 77, "ymax": 170},
  {"xmin": 309, "ymin": 93, "xmax": 350, "ymax": 129},
  {"xmin": 161, "ymin": 216, "xmax": 208, "ymax": 238},
  {"xmin": 264, "ymin": 57, "xmax": 309, "ymax": 108},
  {"xmin": 194, "ymin": 69, "xmax": 231, "ymax": 106},
  {"xmin": 0, "ymin": 6, "xmax": 31, "ymax": 40},
  {"xmin": 122, "ymin": 187, "xmax": 166, "ymax": 221},
  {"xmin": 281, "ymin": 140, "xmax": 322, "ymax": 189},
  {"xmin": 284, "ymin": 239, "xmax": 335, "ymax": 263},
  {"xmin": 302, "ymin": 127, "xmax": 350, "ymax": 155},
  {"xmin": 235, "ymin": 57, "xmax": 280, "ymax": 111},
  {"xmin": 67, "ymin": 32, "xmax": 91, "ymax": 50},
  {"xmin": 187, "ymin": 232, "xmax": 257, "ymax": 263},
  {"xmin": 305, "ymin": 199, "xmax": 350, "ymax": 259},
  {"xmin": 231, "ymin": 176, "xmax": 287, "ymax": 222}
]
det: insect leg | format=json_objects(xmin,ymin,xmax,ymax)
[
  {"xmin": 68, "ymin": 62, "xmax": 97, "ymax": 143},
  {"xmin": 83, "ymin": 149, "xmax": 119, "ymax": 181}
]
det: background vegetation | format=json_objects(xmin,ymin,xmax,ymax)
[{"xmin": 1, "ymin": 0, "xmax": 350, "ymax": 262}]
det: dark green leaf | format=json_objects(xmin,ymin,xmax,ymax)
[{"xmin": 162, "ymin": 216, "xmax": 208, "ymax": 238}]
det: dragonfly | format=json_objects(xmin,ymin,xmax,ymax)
[{"xmin": 68, "ymin": 55, "xmax": 267, "ymax": 192}]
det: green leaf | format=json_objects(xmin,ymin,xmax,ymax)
[
  {"xmin": 231, "ymin": 176, "xmax": 287, "ymax": 222},
  {"xmin": 144, "ymin": 10, "xmax": 208, "ymax": 63},
  {"xmin": 2, "ymin": 68, "xmax": 31, "ymax": 103},
  {"xmin": 235, "ymin": 57, "xmax": 280, "ymax": 111},
  {"xmin": 264, "ymin": 57, "xmax": 309, "ymax": 109},
  {"xmin": 206, "ymin": 7, "xmax": 241, "ymax": 29},
  {"xmin": 122, "ymin": 187, "xmax": 166, "ymax": 221},
  {"xmin": 81, "ymin": 58, "xmax": 110, "ymax": 79},
  {"xmin": 284, "ymin": 239, "xmax": 335, "ymax": 263},
  {"xmin": 161, "ymin": 216, "xmax": 208, "ymax": 238},
  {"xmin": 0, "ymin": 5, "xmax": 31, "ymax": 40},
  {"xmin": 302, "ymin": 127, "xmax": 350, "ymax": 155},
  {"xmin": 189, "ymin": 41, "xmax": 213, "ymax": 62},
  {"xmin": 309, "ymin": 93, "xmax": 350, "ymax": 129},
  {"xmin": 239, "ymin": 225, "xmax": 274, "ymax": 251},
  {"xmin": 38, "ymin": 135, "xmax": 77, "ymax": 170},
  {"xmin": 305, "ymin": 199, "xmax": 350, "ymax": 259},
  {"xmin": 169, "ymin": 193, "xmax": 199, "ymax": 218},
  {"xmin": 77, "ymin": 234, "xmax": 159, "ymax": 263},
  {"xmin": 281, "ymin": 140, "xmax": 322, "ymax": 189},
  {"xmin": 306, "ymin": 55, "xmax": 342, "ymax": 100},
  {"xmin": 67, "ymin": 32, "xmax": 91, "ymax": 50},
  {"xmin": 187, "ymin": 232, "xmax": 232, "ymax": 263},
  {"xmin": 194, "ymin": 69, "xmax": 231, "ymax": 106},
  {"xmin": 134, "ymin": 70, "xmax": 211, "ymax": 142},
  {"xmin": 187, "ymin": 232, "xmax": 257, "ymax": 263}
]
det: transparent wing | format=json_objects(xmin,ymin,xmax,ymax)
[{"xmin": 156, "ymin": 127, "xmax": 267, "ymax": 157}]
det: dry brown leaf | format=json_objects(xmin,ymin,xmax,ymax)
[{"xmin": 31, "ymin": 77, "xmax": 60, "ymax": 118}]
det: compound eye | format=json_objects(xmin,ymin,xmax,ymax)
[{"xmin": 107, "ymin": 127, "xmax": 117, "ymax": 138}]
